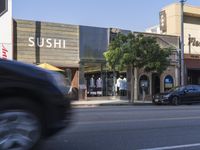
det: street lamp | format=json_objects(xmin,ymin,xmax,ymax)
[{"xmin": 180, "ymin": 0, "xmax": 187, "ymax": 86}]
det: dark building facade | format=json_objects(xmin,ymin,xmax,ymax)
[{"xmin": 13, "ymin": 19, "xmax": 80, "ymax": 99}]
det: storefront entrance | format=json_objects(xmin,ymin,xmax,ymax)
[
  {"xmin": 187, "ymin": 69, "xmax": 200, "ymax": 84},
  {"xmin": 84, "ymin": 63, "xmax": 112, "ymax": 97},
  {"xmin": 185, "ymin": 57, "xmax": 200, "ymax": 85},
  {"xmin": 152, "ymin": 73, "xmax": 160, "ymax": 95},
  {"xmin": 83, "ymin": 62, "xmax": 127, "ymax": 97}
]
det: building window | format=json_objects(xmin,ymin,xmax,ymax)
[{"xmin": 164, "ymin": 75, "xmax": 174, "ymax": 91}]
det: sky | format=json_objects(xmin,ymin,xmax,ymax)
[{"xmin": 13, "ymin": 0, "xmax": 200, "ymax": 32}]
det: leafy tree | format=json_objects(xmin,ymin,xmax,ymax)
[
  {"xmin": 103, "ymin": 33, "xmax": 127, "ymax": 71},
  {"xmin": 104, "ymin": 32, "xmax": 173, "ymax": 101},
  {"xmin": 104, "ymin": 32, "xmax": 172, "ymax": 74}
]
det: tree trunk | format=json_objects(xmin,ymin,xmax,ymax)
[
  {"xmin": 130, "ymin": 65, "xmax": 134, "ymax": 103},
  {"xmin": 134, "ymin": 67, "xmax": 138, "ymax": 101},
  {"xmin": 113, "ymin": 70, "xmax": 116, "ymax": 96},
  {"xmin": 130, "ymin": 65, "xmax": 138, "ymax": 103}
]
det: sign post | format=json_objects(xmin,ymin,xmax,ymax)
[
  {"xmin": 180, "ymin": 0, "xmax": 186, "ymax": 86},
  {"xmin": 0, "ymin": 0, "xmax": 13, "ymax": 60}
]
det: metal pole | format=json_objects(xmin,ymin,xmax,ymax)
[
  {"xmin": 188, "ymin": 34, "xmax": 191, "ymax": 54},
  {"xmin": 180, "ymin": 0, "xmax": 186, "ymax": 86}
]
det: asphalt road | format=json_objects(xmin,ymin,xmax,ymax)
[{"xmin": 39, "ymin": 105, "xmax": 200, "ymax": 150}]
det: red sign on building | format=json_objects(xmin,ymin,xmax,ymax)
[{"xmin": 2, "ymin": 44, "xmax": 8, "ymax": 59}]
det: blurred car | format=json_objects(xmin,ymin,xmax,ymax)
[
  {"xmin": 0, "ymin": 59, "xmax": 72, "ymax": 150},
  {"xmin": 152, "ymin": 85, "xmax": 200, "ymax": 105}
]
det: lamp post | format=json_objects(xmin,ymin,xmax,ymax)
[{"xmin": 180, "ymin": 0, "xmax": 186, "ymax": 86}]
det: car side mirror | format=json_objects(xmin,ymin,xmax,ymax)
[{"xmin": 184, "ymin": 89, "xmax": 188, "ymax": 93}]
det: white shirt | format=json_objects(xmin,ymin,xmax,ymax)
[
  {"xmin": 117, "ymin": 78, "xmax": 122, "ymax": 88},
  {"xmin": 96, "ymin": 78, "xmax": 102, "ymax": 88}
]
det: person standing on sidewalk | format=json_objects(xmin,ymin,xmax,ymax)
[{"xmin": 117, "ymin": 75, "xmax": 124, "ymax": 96}]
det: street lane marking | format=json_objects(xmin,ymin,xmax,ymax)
[
  {"xmin": 139, "ymin": 143, "xmax": 200, "ymax": 150},
  {"xmin": 77, "ymin": 116, "xmax": 200, "ymax": 125}
]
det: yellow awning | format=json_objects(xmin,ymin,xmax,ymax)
[{"xmin": 37, "ymin": 63, "xmax": 64, "ymax": 72}]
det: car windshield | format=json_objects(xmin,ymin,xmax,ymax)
[{"xmin": 167, "ymin": 86, "xmax": 185, "ymax": 92}]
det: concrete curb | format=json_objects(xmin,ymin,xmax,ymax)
[{"xmin": 72, "ymin": 101, "xmax": 153, "ymax": 108}]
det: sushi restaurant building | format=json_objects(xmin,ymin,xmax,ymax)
[{"xmin": 13, "ymin": 19, "xmax": 112, "ymax": 100}]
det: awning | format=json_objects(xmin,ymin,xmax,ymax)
[
  {"xmin": 37, "ymin": 63, "xmax": 64, "ymax": 72},
  {"xmin": 185, "ymin": 59, "xmax": 200, "ymax": 69}
]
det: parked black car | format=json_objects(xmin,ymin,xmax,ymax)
[
  {"xmin": 0, "ymin": 59, "xmax": 72, "ymax": 150},
  {"xmin": 152, "ymin": 85, "xmax": 200, "ymax": 105}
]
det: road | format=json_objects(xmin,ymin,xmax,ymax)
[{"xmin": 39, "ymin": 105, "xmax": 200, "ymax": 150}]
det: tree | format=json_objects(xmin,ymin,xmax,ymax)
[
  {"xmin": 103, "ymin": 33, "xmax": 127, "ymax": 71},
  {"xmin": 104, "ymin": 33, "xmax": 173, "ymax": 101}
]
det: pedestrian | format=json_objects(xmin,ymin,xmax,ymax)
[{"xmin": 117, "ymin": 75, "xmax": 124, "ymax": 96}]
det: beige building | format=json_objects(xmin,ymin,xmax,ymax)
[
  {"xmin": 160, "ymin": 3, "xmax": 200, "ymax": 54},
  {"xmin": 161, "ymin": 3, "xmax": 200, "ymax": 85},
  {"xmin": 129, "ymin": 32, "xmax": 180, "ymax": 101},
  {"xmin": 149, "ymin": 3, "xmax": 200, "ymax": 85}
]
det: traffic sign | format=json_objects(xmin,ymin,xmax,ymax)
[{"xmin": 0, "ymin": 0, "xmax": 8, "ymax": 17}]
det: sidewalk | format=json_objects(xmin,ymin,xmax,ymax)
[{"xmin": 71, "ymin": 96, "xmax": 152, "ymax": 107}]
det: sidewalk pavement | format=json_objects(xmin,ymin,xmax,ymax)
[{"xmin": 71, "ymin": 96, "xmax": 153, "ymax": 108}]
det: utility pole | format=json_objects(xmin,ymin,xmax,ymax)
[{"xmin": 180, "ymin": 0, "xmax": 186, "ymax": 86}]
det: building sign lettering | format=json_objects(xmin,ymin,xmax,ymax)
[
  {"xmin": 188, "ymin": 37, "xmax": 200, "ymax": 47},
  {"xmin": 0, "ymin": 0, "xmax": 13, "ymax": 60},
  {"xmin": 159, "ymin": 10, "xmax": 167, "ymax": 32},
  {"xmin": 2, "ymin": 44, "xmax": 8, "ymax": 59},
  {"xmin": 28, "ymin": 37, "xmax": 66, "ymax": 49}
]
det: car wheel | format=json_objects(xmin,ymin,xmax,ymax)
[
  {"xmin": 172, "ymin": 96, "xmax": 179, "ymax": 105},
  {"xmin": 0, "ymin": 97, "xmax": 43, "ymax": 150}
]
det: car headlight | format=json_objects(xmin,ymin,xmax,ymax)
[
  {"xmin": 163, "ymin": 94, "xmax": 170, "ymax": 98},
  {"xmin": 48, "ymin": 72, "xmax": 70, "ymax": 94}
]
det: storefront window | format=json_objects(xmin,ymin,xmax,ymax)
[{"xmin": 164, "ymin": 75, "xmax": 174, "ymax": 91}]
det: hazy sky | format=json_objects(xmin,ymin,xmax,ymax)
[{"xmin": 13, "ymin": 0, "xmax": 200, "ymax": 32}]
